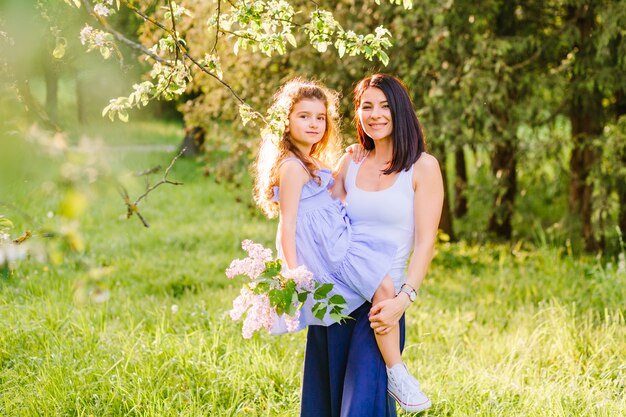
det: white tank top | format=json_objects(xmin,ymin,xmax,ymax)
[{"xmin": 344, "ymin": 159, "xmax": 415, "ymax": 290}]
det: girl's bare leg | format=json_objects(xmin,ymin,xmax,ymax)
[
  {"xmin": 374, "ymin": 276, "xmax": 432, "ymax": 412},
  {"xmin": 372, "ymin": 276, "xmax": 402, "ymax": 366}
]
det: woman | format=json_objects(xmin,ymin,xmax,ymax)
[{"xmin": 300, "ymin": 74, "xmax": 444, "ymax": 417}]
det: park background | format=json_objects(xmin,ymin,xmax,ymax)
[{"xmin": 0, "ymin": 0, "xmax": 625, "ymax": 415}]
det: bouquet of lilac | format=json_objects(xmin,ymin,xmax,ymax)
[{"xmin": 226, "ymin": 239, "xmax": 348, "ymax": 339}]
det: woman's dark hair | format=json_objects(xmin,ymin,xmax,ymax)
[{"xmin": 353, "ymin": 74, "xmax": 425, "ymax": 174}]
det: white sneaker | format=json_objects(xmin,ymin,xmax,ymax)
[{"xmin": 386, "ymin": 363, "xmax": 432, "ymax": 413}]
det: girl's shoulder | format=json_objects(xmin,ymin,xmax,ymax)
[
  {"xmin": 278, "ymin": 155, "xmax": 306, "ymax": 170},
  {"xmin": 278, "ymin": 157, "xmax": 311, "ymax": 182}
]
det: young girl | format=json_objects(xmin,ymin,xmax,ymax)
[{"xmin": 253, "ymin": 79, "xmax": 430, "ymax": 413}]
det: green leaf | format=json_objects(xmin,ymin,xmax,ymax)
[
  {"xmin": 312, "ymin": 302, "xmax": 327, "ymax": 320},
  {"xmin": 378, "ymin": 51, "xmax": 389, "ymax": 66},
  {"xmin": 0, "ymin": 218, "xmax": 14, "ymax": 231},
  {"xmin": 337, "ymin": 40, "xmax": 346, "ymax": 58},
  {"xmin": 262, "ymin": 259, "xmax": 281, "ymax": 279},
  {"xmin": 100, "ymin": 46, "xmax": 111, "ymax": 59},
  {"xmin": 285, "ymin": 33, "xmax": 297, "ymax": 48},
  {"xmin": 251, "ymin": 280, "xmax": 271, "ymax": 294},
  {"xmin": 52, "ymin": 38, "xmax": 67, "ymax": 59},
  {"xmin": 313, "ymin": 283, "xmax": 333, "ymax": 300},
  {"xmin": 297, "ymin": 291, "xmax": 309, "ymax": 303},
  {"xmin": 268, "ymin": 288, "xmax": 290, "ymax": 315},
  {"xmin": 328, "ymin": 294, "xmax": 346, "ymax": 306}
]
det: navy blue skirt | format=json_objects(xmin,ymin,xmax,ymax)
[{"xmin": 300, "ymin": 302, "xmax": 406, "ymax": 417}]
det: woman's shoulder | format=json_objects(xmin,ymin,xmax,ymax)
[
  {"xmin": 413, "ymin": 152, "xmax": 439, "ymax": 171},
  {"xmin": 411, "ymin": 152, "xmax": 441, "ymax": 185}
]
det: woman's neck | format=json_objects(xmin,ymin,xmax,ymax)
[{"xmin": 369, "ymin": 137, "xmax": 393, "ymax": 164}]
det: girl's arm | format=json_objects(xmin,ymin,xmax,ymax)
[
  {"xmin": 369, "ymin": 153, "xmax": 444, "ymax": 334},
  {"xmin": 278, "ymin": 160, "xmax": 309, "ymax": 269}
]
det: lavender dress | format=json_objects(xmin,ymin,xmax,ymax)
[{"xmin": 271, "ymin": 158, "xmax": 397, "ymax": 331}]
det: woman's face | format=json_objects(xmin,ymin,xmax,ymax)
[{"xmin": 358, "ymin": 87, "xmax": 393, "ymax": 142}]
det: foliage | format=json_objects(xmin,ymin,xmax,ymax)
[
  {"xmin": 1, "ymin": 138, "xmax": 625, "ymax": 415},
  {"xmin": 226, "ymin": 239, "xmax": 347, "ymax": 338},
  {"xmin": 4, "ymin": 0, "xmax": 626, "ymax": 256},
  {"xmin": 62, "ymin": 0, "xmax": 410, "ymax": 124}
]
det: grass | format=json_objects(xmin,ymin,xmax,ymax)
[{"xmin": 0, "ymin": 119, "xmax": 625, "ymax": 416}]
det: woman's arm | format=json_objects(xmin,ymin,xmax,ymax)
[
  {"xmin": 278, "ymin": 160, "xmax": 309, "ymax": 269},
  {"xmin": 330, "ymin": 153, "xmax": 351, "ymax": 202},
  {"xmin": 369, "ymin": 153, "xmax": 444, "ymax": 334}
]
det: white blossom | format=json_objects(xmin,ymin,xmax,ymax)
[
  {"xmin": 93, "ymin": 3, "xmax": 110, "ymax": 17},
  {"xmin": 93, "ymin": 32, "xmax": 106, "ymax": 47},
  {"xmin": 79, "ymin": 25, "xmax": 93, "ymax": 45}
]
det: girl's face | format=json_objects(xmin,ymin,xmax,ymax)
[
  {"xmin": 287, "ymin": 99, "xmax": 327, "ymax": 151},
  {"xmin": 358, "ymin": 87, "xmax": 393, "ymax": 141}
]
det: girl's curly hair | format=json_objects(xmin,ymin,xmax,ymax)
[{"xmin": 253, "ymin": 78, "xmax": 342, "ymax": 218}]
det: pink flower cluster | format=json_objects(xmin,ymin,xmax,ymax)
[
  {"xmin": 226, "ymin": 239, "xmax": 311, "ymax": 338},
  {"xmin": 225, "ymin": 239, "xmax": 272, "ymax": 280},
  {"xmin": 230, "ymin": 287, "xmax": 274, "ymax": 339},
  {"xmin": 282, "ymin": 265, "xmax": 314, "ymax": 292}
]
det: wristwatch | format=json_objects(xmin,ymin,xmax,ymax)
[{"xmin": 399, "ymin": 283, "xmax": 417, "ymax": 302}]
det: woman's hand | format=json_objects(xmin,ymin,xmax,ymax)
[
  {"xmin": 345, "ymin": 143, "xmax": 368, "ymax": 163},
  {"xmin": 369, "ymin": 295, "xmax": 410, "ymax": 335}
]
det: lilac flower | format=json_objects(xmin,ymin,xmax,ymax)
[
  {"xmin": 284, "ymin": 310, "xmax": 301, "ymax": 333},
  {"xmin": 241, "ymin": 293, "xmax": 273, "ymax": 339},
  {"xmin": 226, "ymin": 239, "xmax": 345, "ymax": 339},
  {"xmin": 283, "ymin": 265, "xmax": 314, "ymax": 291}
]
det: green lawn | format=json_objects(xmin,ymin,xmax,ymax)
[{"xmin": 0, "ymin": 120, "xmax": 624, "ymax": 416}]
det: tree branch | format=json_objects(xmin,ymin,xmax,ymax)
[
  {"xmin": 81, "ymin": 0, "xmax": 170, "ymax": 65},
  {"xmin": 135, "ymin": 147, "xmax": 185, "ymax": 206},
  {"xmin": 118, "ymin": 148, "xmax": 186, "ymax": 228},
  {"xmin": 210, "ymin": 0, "xmax": 221, "ymax": 54},
  {"xmin": 122, "ymin": 0, "xmax": 246, "ymax": 105},
  {"xmin": 167, "ymin": 0, "xmax": 180, "ymax": 62},
  {"xmin": 14, "ymin": 80, "xmax": 63, "ymax": 132}
]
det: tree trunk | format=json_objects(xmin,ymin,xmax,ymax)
[
  {"xmin": 617, "ymin": 93, "xmax": 626, "ymax": 239},
  {"xmin": 568, "ymin": 120, "xmax": 600, "ymax": 252},
  {"xmin": 44, "ymin": 61, "xmax": 59, "ymax": 124},
  {"xmin": 567, "ymin": 5, "xmax": 603, "ymax": 252},
  {"xmin": 439, "ymin": 159, "xmax": 455, "ymax": 241},
  {"xmin": 618, "ymin": 167, "xmax": 626, "ymax": 241},
  {"xmin": 488, "ymin": 139, "xmax": 517, "ymax": 240},
  {"xmin": 454, "ymin": 146, "xmax": 468, "ymax": 218},
  {"xmin": 487, "ymin": 0, "xmax": 519, "ymax": 241},
  {"xmin": 180, "ymin": 125, "xmax": 206, "ymax": 156},
  {"xmin": 76, "ymin": 71, "xmax": 88, "ymax": 125}
]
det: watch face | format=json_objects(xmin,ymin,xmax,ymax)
[{"xmin": 402, "ymin": 286, "xmax": 416, "ymax": 301}]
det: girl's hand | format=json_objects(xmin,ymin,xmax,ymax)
[
  {"xmin": 345, "ymin": 143, "xmax": 368, "ymax": 163},
  {"xmin": 369, "ymin": 295, "xmax": 410, "ymax": 335}
]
